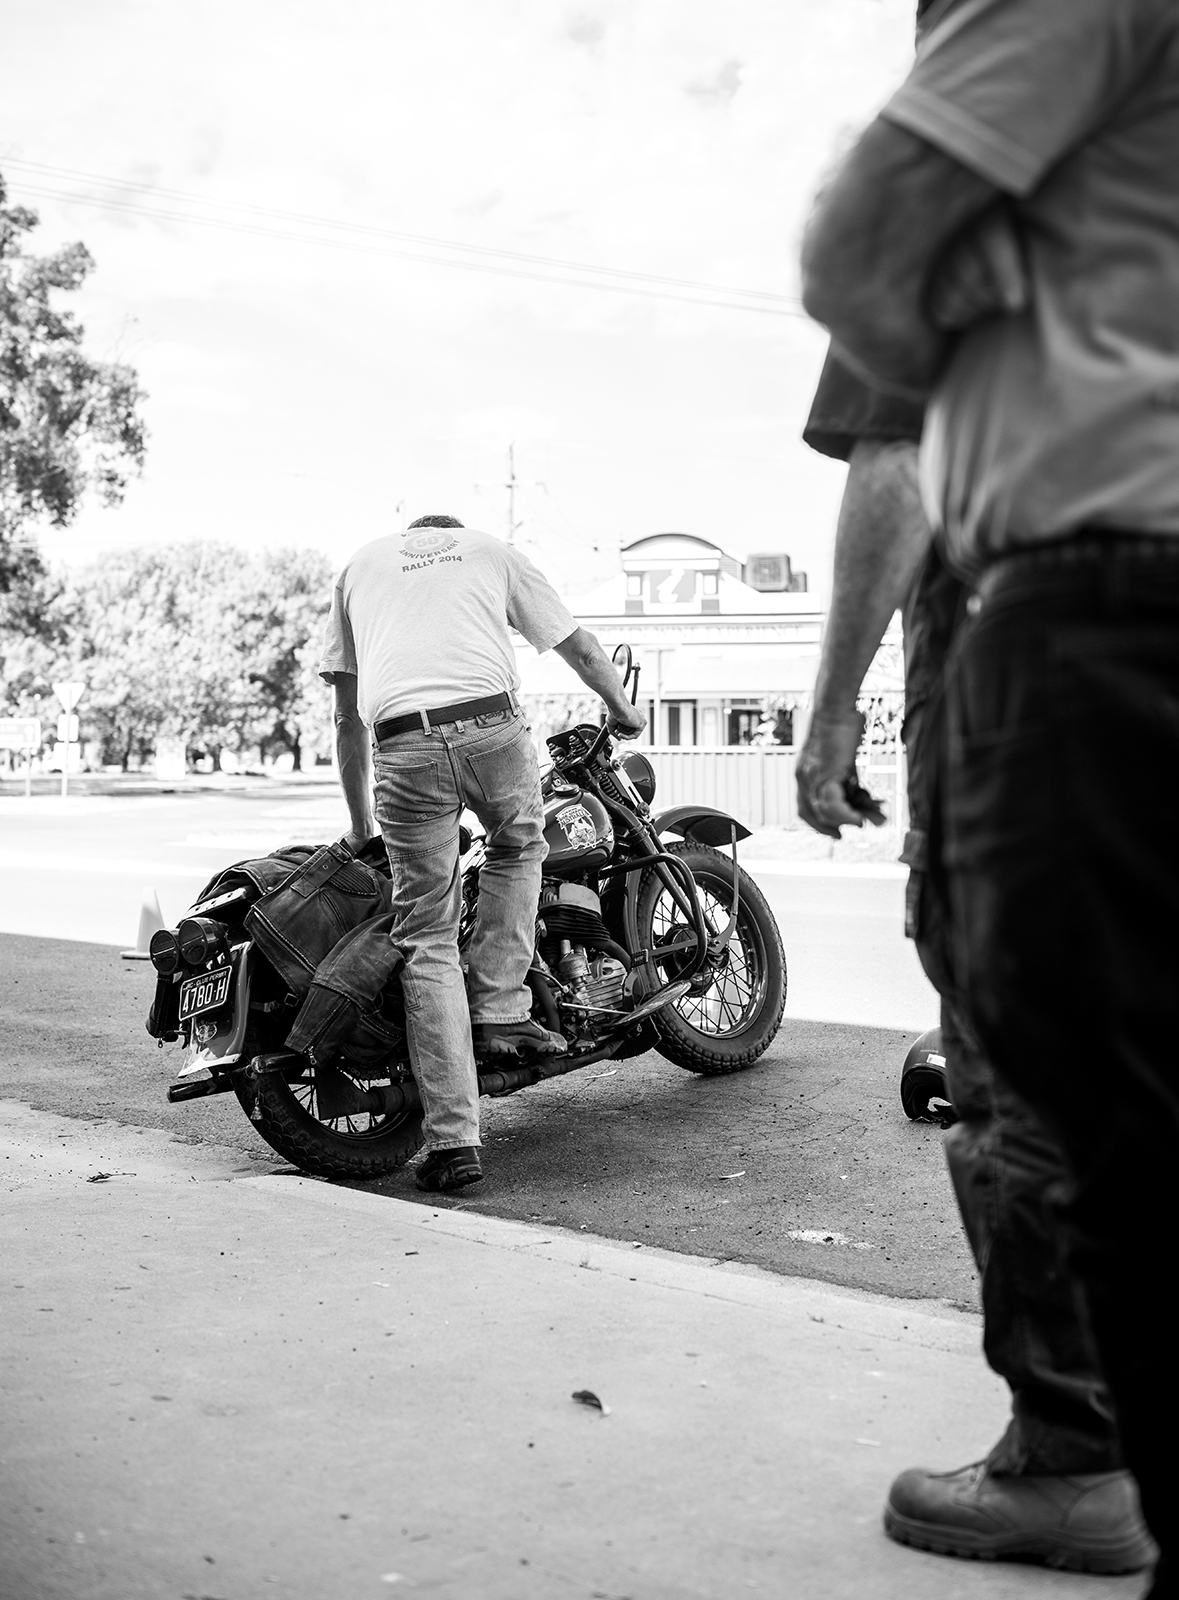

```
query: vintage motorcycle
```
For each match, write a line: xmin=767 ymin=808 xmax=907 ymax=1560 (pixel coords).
xmin=146 ymin=646 xmax=787 ymax=1179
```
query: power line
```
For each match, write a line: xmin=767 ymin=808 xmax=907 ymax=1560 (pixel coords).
xmin=4 ymin=156 xmax=801 ymax=307
xmin=4 ymin=156 xmax=809 ymax=319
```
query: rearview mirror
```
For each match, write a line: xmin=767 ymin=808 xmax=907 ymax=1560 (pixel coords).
xmin=611 ymin=642 xmax=639 ymax=705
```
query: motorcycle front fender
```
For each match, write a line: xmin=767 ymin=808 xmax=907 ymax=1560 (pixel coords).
xmin=649 ymin=804 xmax=752 ymax=848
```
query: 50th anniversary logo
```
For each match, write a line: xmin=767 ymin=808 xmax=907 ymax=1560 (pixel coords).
xmin=400 ymin=530 xmax=462 ymax=572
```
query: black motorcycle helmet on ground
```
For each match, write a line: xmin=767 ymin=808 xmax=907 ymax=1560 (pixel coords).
xmin=900 ymin=1026 xmax=956 ymax=1125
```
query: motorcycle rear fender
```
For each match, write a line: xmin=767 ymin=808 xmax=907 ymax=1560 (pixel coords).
xmin=176 ymin=944 xmax=254 ymax=1078
xmin=650 ymin=805 xmax=752 ymax=848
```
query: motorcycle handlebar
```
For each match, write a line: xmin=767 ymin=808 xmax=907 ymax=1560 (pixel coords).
xmin=585 ymin=721 xmax=612 ymax=764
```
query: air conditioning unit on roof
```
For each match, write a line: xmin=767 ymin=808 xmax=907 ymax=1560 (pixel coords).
xmin=746 ymin=553 xmax=792 ymax=592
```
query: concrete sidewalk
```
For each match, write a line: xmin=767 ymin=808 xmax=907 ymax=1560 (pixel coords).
xmin=0 ymin=1103 xmax=1142 ymax=1600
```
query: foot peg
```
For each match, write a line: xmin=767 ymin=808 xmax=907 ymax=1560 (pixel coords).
xmin=473 ymin=1020 xmax=567 ymax=1059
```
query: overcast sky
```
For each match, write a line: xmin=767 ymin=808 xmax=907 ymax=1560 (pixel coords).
xmin=2 ymin=0 xmax=914 ymax=598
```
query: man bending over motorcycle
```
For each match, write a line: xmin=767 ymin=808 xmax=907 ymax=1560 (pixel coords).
xmin=320 ymin=514 xmax=645 ymax=1194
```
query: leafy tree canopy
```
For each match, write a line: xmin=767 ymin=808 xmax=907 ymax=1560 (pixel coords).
xmin=64 ymin=543 xmax=334 ymax=771
xmin=1 ymin=171 xmax=147 ymax=601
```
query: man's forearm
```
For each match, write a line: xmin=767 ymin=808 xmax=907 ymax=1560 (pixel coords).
xmin=335 ymin=711 xmax=374 ymax=837
xmin=555 ymin=629 xmax=634 ymax=722
xmin=795 ymin=437 xmax=930 ymax=838
xmin=813 ymin=439 xmax=931 ymax=719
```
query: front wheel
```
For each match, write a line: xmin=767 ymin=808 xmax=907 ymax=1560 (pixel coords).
xmin=235 ymin=1057 xmax=424 ymax=1179
xmin=635 ymin=843 xmax=786 ymax=1074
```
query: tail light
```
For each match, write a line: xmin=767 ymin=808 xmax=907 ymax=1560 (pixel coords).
xmin=177 ymin=917 xmax=230 ymax=968
xmin=149 ymin=928 xmax=182 ymax=974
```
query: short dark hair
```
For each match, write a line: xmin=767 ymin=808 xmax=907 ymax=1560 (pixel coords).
xmin=407 ymin=514 xmax=464 ymax=529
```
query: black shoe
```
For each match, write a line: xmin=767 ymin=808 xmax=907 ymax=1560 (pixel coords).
xmin=415 ymin=1146 xmax=483 ymax=1193
xmin=884 ymin=1461 xmax=1155 ymax=1574
xmin=472 ymin=1020 xmax=567 ymax=1058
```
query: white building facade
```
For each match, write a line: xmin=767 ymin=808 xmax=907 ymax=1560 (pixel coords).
xmin=516 ymin=533 xmax=822 ymax=748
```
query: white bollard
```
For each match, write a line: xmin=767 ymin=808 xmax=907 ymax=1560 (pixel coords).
xmin=121 ymin=888 xmax=165 ymax=961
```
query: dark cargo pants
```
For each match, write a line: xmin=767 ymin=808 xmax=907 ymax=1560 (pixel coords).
xmin=905 ymin=545 xmax=1118 ymax=1477
xmin=943 ymin=535 xmax=1179 ymax=1578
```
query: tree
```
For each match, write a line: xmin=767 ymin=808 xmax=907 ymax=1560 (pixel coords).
xmin=236 ymin=548 xmax=335 ymax=771
xmin=1 ymin=172 xmax=146 ymax=603
xmin=70 ymin=545 xmax=246 ymax=768
xmin=67 ymin=543 xmax=335 ymax=771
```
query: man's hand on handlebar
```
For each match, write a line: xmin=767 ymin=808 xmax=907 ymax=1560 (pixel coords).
xmin=555 ymin=626 xmax=647 ymax=742
xmin=607 ymin=703 xmax=647 ymax=740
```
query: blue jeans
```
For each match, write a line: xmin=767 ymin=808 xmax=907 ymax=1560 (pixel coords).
xmin=372 ymin=707 xmax=545 ymax=1151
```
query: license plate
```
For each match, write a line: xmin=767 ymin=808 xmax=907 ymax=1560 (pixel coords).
xmin=179 ymin=966 xmax=233 ymax=1022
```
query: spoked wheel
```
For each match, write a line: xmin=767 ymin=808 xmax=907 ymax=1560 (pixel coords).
xmin=236 ymin=1057 xmax=424 ymax=1179
xmin=635 ymin=843 xmax=786 ymax=1074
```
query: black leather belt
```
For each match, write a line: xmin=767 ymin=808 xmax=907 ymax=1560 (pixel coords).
xmin=373 ymin=692 xmax=514 ymax=743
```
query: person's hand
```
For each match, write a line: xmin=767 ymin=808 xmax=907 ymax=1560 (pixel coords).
xmin=342 ymin=824 xmax=376 ymax=856
xmin=928 ymin=203 xmax=1027 ymax=333
xmin=607 ymin=703 xmax=647 ymax=740
xmin=796 ymin=712 xmax=883 ymax=838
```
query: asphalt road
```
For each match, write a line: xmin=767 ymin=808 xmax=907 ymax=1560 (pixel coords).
xmin=0 ymin=783 xmax=967 ymax=1306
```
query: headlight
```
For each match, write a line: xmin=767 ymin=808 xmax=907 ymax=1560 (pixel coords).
xmin=621 ymin=750 xmax=656 ymax=805
xmin=176 ymin=916 xmax=229 ymax=968
xmin=148 ymin=928 xmax=181 ymax=974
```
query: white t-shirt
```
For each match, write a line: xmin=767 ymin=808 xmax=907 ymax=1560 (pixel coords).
xmin=319 ymin=526 xmax=577 ymax=727
xmin=881 ymin=0 xmax=1179 ymax=572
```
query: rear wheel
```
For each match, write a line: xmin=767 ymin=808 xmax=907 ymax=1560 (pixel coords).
xmin=235 ymin=1058 xmax=424 ymax=1179
xmin=635 ymin=843 xmax=786 ymax=1074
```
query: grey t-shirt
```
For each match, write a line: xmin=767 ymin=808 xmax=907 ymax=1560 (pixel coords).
xmin=319 ymin=527 xmax=577 ymax=726
xmin=882 ymin=0 xmax=1179 ymax=572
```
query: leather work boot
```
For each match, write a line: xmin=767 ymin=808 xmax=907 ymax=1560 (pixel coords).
xmin=415 ymin=1147 xmax=483 ymax=1193
xmin=884 ymin=1461 xmax=1156 ymax=1573
xmin=473 ymin=1020 xmax=567 ymax=1058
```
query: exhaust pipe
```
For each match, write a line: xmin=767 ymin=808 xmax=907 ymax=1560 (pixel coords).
xmin=167 ymin=1076 xmax=234 ymax=1102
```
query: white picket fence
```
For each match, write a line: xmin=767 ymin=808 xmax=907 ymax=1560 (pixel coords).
xmin=644 ymin=747 xmax=799 ymax=830
xmin=643 ymin=742 xmax=909 ymax=835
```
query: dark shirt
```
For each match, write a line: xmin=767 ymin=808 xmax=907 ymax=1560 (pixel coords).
xmin=801 ymin=348 xmax=925 ymax=463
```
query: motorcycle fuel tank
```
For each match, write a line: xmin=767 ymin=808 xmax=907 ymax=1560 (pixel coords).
xmin=542 ymin=789 xmax=613 ymax=873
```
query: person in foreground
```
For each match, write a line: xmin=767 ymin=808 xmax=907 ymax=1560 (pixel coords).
xmin=798 ymin=350 xmax=1153 ymax=1576
xmin=802 ymin=2 xmax=1179 ymax=1592
xmin=321 ymin=515 xmax=644 ymax=1195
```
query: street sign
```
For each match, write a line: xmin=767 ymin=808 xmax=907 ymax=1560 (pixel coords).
xmin=50 ymin=683 xmax=85 ymax=798
xmin=52 ymin=680 xmax=85 ymax=713
xmin=0 ymin=717 xmax=41 ymax=751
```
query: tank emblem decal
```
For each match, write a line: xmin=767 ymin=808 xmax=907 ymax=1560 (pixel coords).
xmin=557 ymin=804 xmax=597 ymax=851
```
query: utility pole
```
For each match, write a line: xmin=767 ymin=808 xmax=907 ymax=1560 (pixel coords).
xmin=475 ymin=443 xmax=544 ymax=546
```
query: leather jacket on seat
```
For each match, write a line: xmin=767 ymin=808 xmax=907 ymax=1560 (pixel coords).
xmin=243 ymin=841 xmax=392 ymax=994
xmin=285 ymin=912 xmax=407 ymax=1071
xmin=161 ymin=841 xmax=407 ymax=1069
